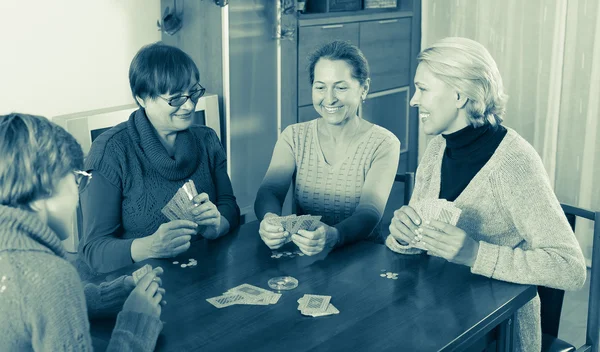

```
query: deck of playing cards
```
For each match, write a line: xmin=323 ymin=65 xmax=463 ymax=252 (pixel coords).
xmin=266 ymin=214 xmax=322 ymax=242
xmin=161 ymin=180 xmax=199 ymax=223
xmin=132 ymin=264 xmax=153 ymax=285
xmin=411 ymin=198 xmax=462 ymax=228
xmin=206 ymin=283 xmax=281 ymax=308
xmin=297 ymin=294 xmax=339 ymax=317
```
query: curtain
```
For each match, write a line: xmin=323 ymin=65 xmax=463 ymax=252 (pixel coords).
xmin=420 ymin=0 xmax=599 ymax=265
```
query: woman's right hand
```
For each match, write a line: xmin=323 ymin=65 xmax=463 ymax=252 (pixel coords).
xmin=389 ymin=205 xmax=422 ymax=246
xmin=259 ymin=213 xmax=290 ymax=249
xmin=122 ymin=268 xmax=165 ymax=318
xmin=146 ymin=220 xmax=198 ymax=258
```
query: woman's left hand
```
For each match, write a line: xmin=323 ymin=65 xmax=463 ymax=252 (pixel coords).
xmin=414 ymin=220 xmax=479 ymax=267
xmin=291 ymin=223 xmax=338 ymax=256
xmin=190 ymin=193 xmax=221 ymax=237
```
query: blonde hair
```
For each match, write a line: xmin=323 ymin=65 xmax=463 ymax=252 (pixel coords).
xmin=417 ymin=37 xmax=508 ymax=127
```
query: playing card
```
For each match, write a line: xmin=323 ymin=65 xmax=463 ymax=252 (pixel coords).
xmin=299 ymin=294 xmax=331 ymax=314
xmin=161 ymin=204 xmax=181 ymax=222
xmin=132 ymin=264 xmax=152 ymax=285
xmin=206 ymin=294 xmax=248 ymax=308
xmin=225 ymin=284 xmax=281 ymax=305
xmin=305 ymin=303 xmax=340 ymax=317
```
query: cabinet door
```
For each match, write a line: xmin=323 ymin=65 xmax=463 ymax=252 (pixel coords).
xmin=361 ymin=88 xmax=410 ymax=156
xmin=360 ymin=18 xmax=411 ymax=93
xmin=298 ymin=23 xmax=359 ymax=107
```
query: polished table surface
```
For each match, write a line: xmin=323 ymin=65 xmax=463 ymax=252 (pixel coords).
xmin=89 ymin=221 xmax=536 ymax=352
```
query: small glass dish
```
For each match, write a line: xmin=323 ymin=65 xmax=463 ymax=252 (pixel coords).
xmin=268 ymin=276 xmax=299 ymax=291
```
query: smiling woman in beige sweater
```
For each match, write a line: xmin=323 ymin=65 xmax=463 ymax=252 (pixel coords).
xmin=386 ymin=37 xmax=586 ymax=352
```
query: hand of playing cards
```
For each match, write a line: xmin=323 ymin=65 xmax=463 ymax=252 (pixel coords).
xmin=297 ymin=294 xmax=339 ymax=317
xmin=259 ymin=214 xmax=322 ymax=250
xmin=161 ymin=180 xmax=200 ymax=224
xmin=206 ymin=283 xmax=282 ymax=308
xmin=122 ymin=264 xmax=166 ymax=318
xmin=387 ymin=199 xmax=462 ymax=253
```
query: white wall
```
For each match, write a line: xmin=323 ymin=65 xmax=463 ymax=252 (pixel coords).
xmin=0 ymin=1 xmax=161 ymax=117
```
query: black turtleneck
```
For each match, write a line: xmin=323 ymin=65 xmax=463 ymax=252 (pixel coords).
xmin=440 ymin=123 xmax=507 ymax=201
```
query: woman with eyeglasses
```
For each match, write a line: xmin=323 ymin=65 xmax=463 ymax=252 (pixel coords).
xmin=0 ymin=113 xmax=164 ymax=351
xmin=76 ymin=42 xmax=240 ymax=277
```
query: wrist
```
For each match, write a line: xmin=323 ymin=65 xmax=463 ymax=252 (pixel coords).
xmin=325 ymin=226 xmax=340 ymax=248
xmin=467 ymin=241 xmax=480 ymax=267
xmin=131 ymin=236 xmax=152 ymax=262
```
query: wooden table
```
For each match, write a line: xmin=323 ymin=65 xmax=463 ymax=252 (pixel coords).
xmin=89 ymin=221 xmax=536 ymax=352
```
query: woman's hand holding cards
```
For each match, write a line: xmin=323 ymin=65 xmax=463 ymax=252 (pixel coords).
xmin=416 ymin=220 xmax=479 ymax=267
xmin=389 ymin=205 xmax=422 ymax=246
xmin=122 ymin=266 xmax=166 ymax=318
xmin=190 ymin=193 xmax=222 ymax=239
xmin=259 ymin=213 xmax=290 ymax=249
xmin=292 ymin=223 xmax=338 ymax=256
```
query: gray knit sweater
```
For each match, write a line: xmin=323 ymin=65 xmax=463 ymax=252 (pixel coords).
xmin=386 ymin=127 xmax=587 ymax=351
xmin=0 ymin=205 xmax=163 ymax=351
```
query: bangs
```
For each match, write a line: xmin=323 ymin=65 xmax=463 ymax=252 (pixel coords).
xmin=152 ymin=53 xmax=200 ymax=96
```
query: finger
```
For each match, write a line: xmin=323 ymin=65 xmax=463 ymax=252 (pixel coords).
xmin=261 ymin=221 xmax=284 ymax=233
xmin=169 ymin=228 xmax=198 ymax=238
xmin=157 ymin=287 xmax=166 ymax=296
xmin=152 ymin=267 xmax=164 ymax=276
xmin=152 ymin=293 xmax=163 ymax=306
xmin=160 ymin=300 xmax=168 ymax=306
xmin=151 ymin=276 xmax=163 ymax=286
xmin=264 ymin=238 xmax=287 ymax=249
xmin=427 ymin=220 xmax=458 ymax=235
xmin=146 ymin=281 xmax=160 ymax=296
xmin=418 ymin=227 xmax=453 ymax=246
xmin=420 ymin=238 xmax=450 ymax=258
xmin=389 ymin=218 xmax=415 ymax=244
xmin=399 ymin=206 xmax=422 ymax=226
xmin=195 ymin=217 xmax=220 ymax=226
xmin=296 ymin=242 xmax=322 ymax=256
xmin=192 ymin=193 xmax=210 ymax=206
xmin=297 ymin=229 xmax=325 ymax=241
xmin=395 ymin=209 xmax=420 ymax=236
xmin=169 ymin=235 xmax=192 ymax=248
xmin=291 ymin=234 xmax=320 ymax=248
xmin=259 ymin=229 xmax=287 ymax=241
xmin=171 ymin=241 xmax=191 ymax=256
xmin=136 ymin=270 xmax=157 ymax=291
xmin=167 ymin=220 xmax=199 ymax=230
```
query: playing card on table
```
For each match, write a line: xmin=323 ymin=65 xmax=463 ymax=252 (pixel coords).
xmin=297 ymin=295 xmax=338 ymax=317
xmin=299 ymin=294 xmax=331 ymax=314
xmin=132 ymin=264 xmax=153 ymax=285
xmin=206 ymin=293 xmax=249 ymax=308
xmin=225 ymin=283 xmax=281 ymax=305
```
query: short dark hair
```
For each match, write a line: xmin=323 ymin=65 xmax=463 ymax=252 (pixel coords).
xmin=129 ymin=42 xmax=200 ymax=105
xmin=0 ymin=113 xmax=84 ymax=207
xmin=307 ymin=40 xmax=370 ymax=86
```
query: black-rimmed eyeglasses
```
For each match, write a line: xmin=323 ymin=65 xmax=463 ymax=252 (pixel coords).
xmin=159 ymin=84 xmax=206 ymax=107
xmin=74 ymin=170 xmax=92 ymax=193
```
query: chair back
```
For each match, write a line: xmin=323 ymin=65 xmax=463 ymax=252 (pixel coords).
xmin=394 ymin=172 xmax=415 ymax=206
xmin=539 ymin=204 xmax=599 ymax=352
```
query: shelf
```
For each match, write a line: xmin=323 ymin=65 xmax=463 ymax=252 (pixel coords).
xmin=298 ymin=9 xmax=413 ymax=27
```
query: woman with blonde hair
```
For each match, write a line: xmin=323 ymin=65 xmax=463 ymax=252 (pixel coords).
xmin=387 ymin=37 xmax=586 ymax=351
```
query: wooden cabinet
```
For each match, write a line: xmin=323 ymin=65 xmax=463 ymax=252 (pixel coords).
xmin=360 ymin=18 xmax=412 ymax=92
xmin=297 ymin=23 xmax=359 ymax=106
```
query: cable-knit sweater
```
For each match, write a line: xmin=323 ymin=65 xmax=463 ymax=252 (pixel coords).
xmin=255 ymin=119 xmax=400 ymax=245
xmin=386 ymin=127 xmax=587 ymax=352
xmin=77 ymin=108 xmax=240 ymax=275
xmin=0 ymin=205 xmax=162 ymax=351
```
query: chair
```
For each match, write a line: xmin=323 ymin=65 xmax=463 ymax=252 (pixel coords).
xmin=394 ymin=172 xmax=415 ymax=206
xmin=540 ymin=204 xmax=600 ymax=352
